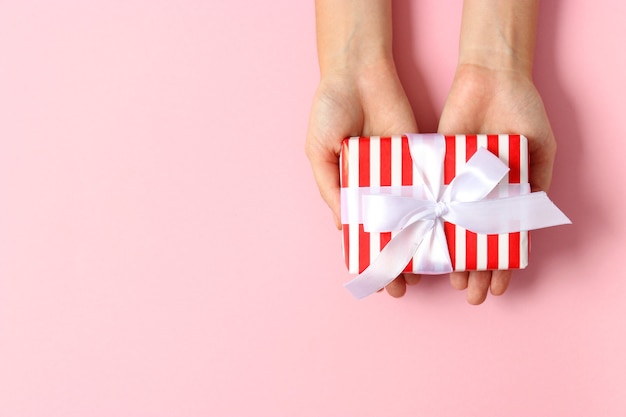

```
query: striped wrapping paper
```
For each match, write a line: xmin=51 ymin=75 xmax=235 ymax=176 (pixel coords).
xmin=340 ymin=134 xmax=530 ymax=275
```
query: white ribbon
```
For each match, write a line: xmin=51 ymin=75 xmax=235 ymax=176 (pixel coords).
xmin=343 ymin=134 xmax=571 ymax=299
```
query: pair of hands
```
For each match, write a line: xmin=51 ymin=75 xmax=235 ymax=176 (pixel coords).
xmin=305 ymin=60 xmax=556 ymax=305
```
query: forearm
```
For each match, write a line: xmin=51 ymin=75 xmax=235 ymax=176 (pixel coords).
xmin=315 ymin=0 xmax=395 ymax=76
xmin=458 ymin=0 xmax=539 ymax=77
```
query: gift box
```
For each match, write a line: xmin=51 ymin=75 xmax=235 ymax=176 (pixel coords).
xmin=340 ymin=134 xmax=570 ymax=299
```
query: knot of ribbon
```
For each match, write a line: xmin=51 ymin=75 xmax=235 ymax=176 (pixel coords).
xmin=434 ymin=201 xmax=448 ymax=218
xmin=343 ymin=134 xmax=571 ymax=299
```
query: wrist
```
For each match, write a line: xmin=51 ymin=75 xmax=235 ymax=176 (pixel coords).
xmin=315 ymin=0 xmax=394 ymax=77
xmin=457 ymin=0 xmax=538 ymax=78
xmin=320 ymin=54 xmax=398 ymax=87
xmin=457 ymin=50 xmax=533 ymax=80
xmin=452 ymin=61 xmax=535 ymax=94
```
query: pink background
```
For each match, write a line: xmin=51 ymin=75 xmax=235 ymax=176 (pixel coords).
xmin=1 ymin=1 xmax=624 ymax=416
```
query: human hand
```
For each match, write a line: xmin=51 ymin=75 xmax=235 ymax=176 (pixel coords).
xmin=438 ymin=63 xmax=556 ymax=304
xmin=307 ymin=0 xmax=424 ymax=298
xmin=435 ymin=0 xmax=552 ymax=305
xmin=305 ymin=61 xmax=422 ymax=298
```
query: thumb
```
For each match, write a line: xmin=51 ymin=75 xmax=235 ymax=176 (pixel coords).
xmin=306 ymin=142 xmax=342 ymax=229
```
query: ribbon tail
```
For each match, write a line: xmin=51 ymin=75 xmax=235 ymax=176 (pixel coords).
xmin=446 ymin=191 xmax=572 ymax=234
xmin=413 ymin=220 xmax=454 ymax=274
xmin=344 ymin=220 xmax=435 ymax=300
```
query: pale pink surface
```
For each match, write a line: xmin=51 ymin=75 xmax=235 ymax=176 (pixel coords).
xmin=0 ymin=1 xmax=624 ymax=416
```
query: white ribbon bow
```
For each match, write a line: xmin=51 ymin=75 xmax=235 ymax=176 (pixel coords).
xmin=344 ymin=134 xmax=571 ymax=299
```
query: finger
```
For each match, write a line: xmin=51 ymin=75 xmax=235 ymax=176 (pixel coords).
xmin=385 ymin=276 xmax=407 ymax=298
xmin=490 ymin=270 xmax=512 ymax=296
xmin=450 ymin=271 xmax=469 ymax=290
xmin=403 ymin=273 xmax=421 ymax=286
xmin=466 ymin=271 xmax=492 ymax=305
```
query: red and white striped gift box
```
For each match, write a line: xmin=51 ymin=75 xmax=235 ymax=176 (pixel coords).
xmin=340 ymin=134 xmax=530 ymax=274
